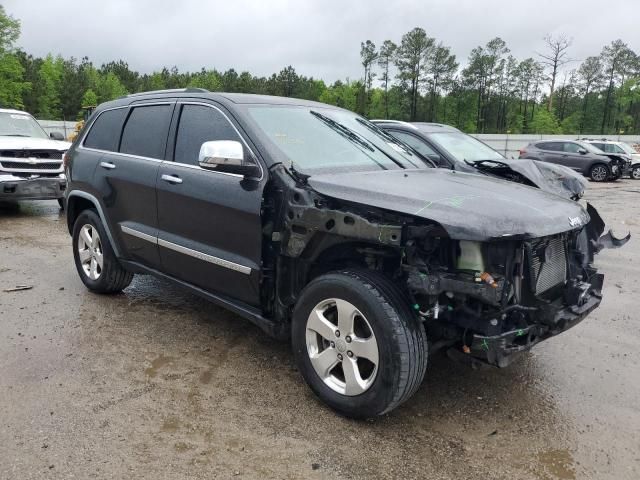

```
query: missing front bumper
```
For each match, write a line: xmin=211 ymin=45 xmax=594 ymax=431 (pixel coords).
xmin=460 ymin=284 xmax=602 ymax=368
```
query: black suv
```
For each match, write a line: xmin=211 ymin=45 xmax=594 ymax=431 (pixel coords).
xmin=519 ymin=140 xmax=627 ymax=182
xmin=64 ymin=89 xmax=626 ymax=418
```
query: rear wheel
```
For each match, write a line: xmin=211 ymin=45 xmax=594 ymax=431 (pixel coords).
xmin=631 ymin=166 xmax=640 ymax=180
xmin=72 ymin=209 xmax=133 ymax=293
xmin=292 ymin=270 xmax=428 ymax=418
xmin=590 ymin=164 xmax=609 ymax=182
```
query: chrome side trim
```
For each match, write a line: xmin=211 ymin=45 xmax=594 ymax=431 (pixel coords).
xmin=119 ymin=224 xmax=252 ymax=275
xmin=121 ymin=225 xmax=157 ymax=244
xmin=157 ymin=238 xmax=252 ymax=275
xmin=66 ymin=190 xmax=121 ymax=257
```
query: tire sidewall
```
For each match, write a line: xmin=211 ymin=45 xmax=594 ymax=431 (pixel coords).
xmin=72 ymin=209 xmax=116 ymax=291
xmin=292 ymin=273 xmax=409 ymax=417
xmin=632 ymin=166 xmax=640 ymax=180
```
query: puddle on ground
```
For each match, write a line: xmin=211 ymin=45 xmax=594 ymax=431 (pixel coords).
xmin=145 ymin=355 xmax=175 ymax=378
xmin=536 ymin=449 xmax=576 ymax=479
xmin=199 ymin=369 xmax=213 ymax=384
xmin=161 ymin=416 xmax=181 ymax=433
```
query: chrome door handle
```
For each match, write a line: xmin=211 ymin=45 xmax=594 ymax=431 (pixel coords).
xmin=161 ymin=174 xmax=183 ymax=184
xmin=100 ymin=161 xmax=116 ymax=170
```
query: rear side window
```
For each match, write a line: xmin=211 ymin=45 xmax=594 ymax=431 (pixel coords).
xmin=174 ymin=104 xmax=243 ymax=166
xmin=83 ymin=108 xmax=127 ymax=151
xmin=120 ymin=104 xmax=173 ymax=159
xmin=591 ymin=143 xmax=605 ymax=151
xmin=537 ymin=142 xmax=561 ymax=151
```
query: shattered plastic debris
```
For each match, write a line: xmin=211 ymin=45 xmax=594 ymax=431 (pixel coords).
xmin=3 ymin=285 xmax=33 ymax=292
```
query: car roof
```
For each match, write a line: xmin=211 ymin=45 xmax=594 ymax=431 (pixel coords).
xmin=371 ymin=120 xmax=461 ymax=133
xmin=95 ymin=88 xmax=339 ymax=112
xmin=0 ymin=108 xmax=31 ymax=115
xmin=580 ymin=138 xmax=622 ymax=144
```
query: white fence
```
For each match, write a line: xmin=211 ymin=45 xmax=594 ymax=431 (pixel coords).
xmin=35 ymin=119 xmax=640 ymax=157
xmin=473 ymin=134 xmax=640 ymax=159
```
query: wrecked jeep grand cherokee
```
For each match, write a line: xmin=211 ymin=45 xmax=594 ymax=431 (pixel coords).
xmin=64 ymin=89 xmax=629 ymax=418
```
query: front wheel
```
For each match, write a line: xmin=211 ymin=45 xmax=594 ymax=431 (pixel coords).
xmin=590 ymin=164 xmax=609 ymax=182
xmin=72 ymin=209 xmax=133 ymax=293
xmin=292 ymin=270 xmax=428 ymax=418
xmin=631 ymin=166 xmax=640 ymax=180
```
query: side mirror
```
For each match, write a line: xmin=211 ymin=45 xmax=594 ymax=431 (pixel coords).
xmin=198 ymin=140 xmax=260 ymax=178
xmin=50 ymin=131 xmax=65 ymax=141
xmin=578 ymin=148 xmax=588 ymax=155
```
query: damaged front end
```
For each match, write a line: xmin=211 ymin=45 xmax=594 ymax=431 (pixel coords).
xmin=404 ymin=203 xmax=629 ymax=368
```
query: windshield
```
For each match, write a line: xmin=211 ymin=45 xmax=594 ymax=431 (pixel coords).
xmin=426 ymin=132 xmax=504 ymax=163
xmin=246 ymin=106 xmax=426 ymax=175
xmin=617 ymin=142 xmax=639 ymax=155
xmin=0 ymin=112 xmax=49 ymax=139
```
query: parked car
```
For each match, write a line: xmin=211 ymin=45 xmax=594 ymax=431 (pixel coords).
xmin=518 ymin=139 xmax=628 ymax=182
xmin=581 ymin=138 xmax=640 ymax=180
xmin=0 ymin=108 xmax=69 ymax=208
xmin=372 ymin=121 xmax=587 ymax=200
xmin=64 ymin=89 xmax=628 ymax=418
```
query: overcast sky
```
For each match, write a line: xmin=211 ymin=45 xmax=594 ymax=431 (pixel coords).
xmin=4 ymin=0 xmax=639 ymax=82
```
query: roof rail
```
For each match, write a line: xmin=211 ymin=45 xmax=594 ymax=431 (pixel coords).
xmin=370 ymin=119 xmax=418 ymax=130
xmin=125 ymin=87 xmax=209 ymax=98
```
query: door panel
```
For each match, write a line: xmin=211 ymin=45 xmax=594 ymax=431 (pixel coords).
xmin=156 ymin=103 xmax=264 ymax=306
xmin=93 ymin=102 xmax=175 ymax=268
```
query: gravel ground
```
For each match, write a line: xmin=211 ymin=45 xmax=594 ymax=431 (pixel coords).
xmin=1 ymin=180 xmax=639 ymax=480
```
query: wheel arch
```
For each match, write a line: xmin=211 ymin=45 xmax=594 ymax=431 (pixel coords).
xmin=66 ymin=190 xmax=121 ymax=257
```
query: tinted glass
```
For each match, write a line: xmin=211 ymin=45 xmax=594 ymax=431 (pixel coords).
xmin=537 ymin=142 xmax=561 ymax=151
xmin=563 ymin=142 xmax=582 ymax=153
xmin=84 ymin=108 xmax=127 ymax=151
xmin=120 ymin=105 xmax=173 ymax=159
xmin=388 ymin=131 xmax=438 ymax=157
xmin=174 ymin=105 xmax=242 ymax=166
xmin=591 ymin=143 xmax=605 ymax=151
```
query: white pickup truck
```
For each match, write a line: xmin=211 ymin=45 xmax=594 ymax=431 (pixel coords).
xmin=0 ymin=109 xmax=70 ymax=208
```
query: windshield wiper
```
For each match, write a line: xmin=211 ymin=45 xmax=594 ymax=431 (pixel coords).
xmin=1 ymin=134 xmax=30 ymax=137
xmin=310 ymin=110 xmax=376 ymax=153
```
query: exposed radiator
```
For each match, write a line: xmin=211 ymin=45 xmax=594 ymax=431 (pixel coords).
xmin=527 ymin=237 xmax=567 ymax=295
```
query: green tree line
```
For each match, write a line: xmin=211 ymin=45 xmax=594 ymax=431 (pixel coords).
xmin=1 ymin=5 xmax=639 ymax=134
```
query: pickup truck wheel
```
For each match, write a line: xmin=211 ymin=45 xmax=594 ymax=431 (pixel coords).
xmin=631 ymin=166 xmax=640 ymax=180
xmin=72 ymin=209 xmax=133 ymax=293
xmin=590 ymin=164 xmax=609 ymax=182
xmin=292 ymin=270 xmax=428 ymax=418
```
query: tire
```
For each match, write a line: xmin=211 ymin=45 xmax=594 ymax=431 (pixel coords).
xmin=589 ymin=163 xmax=609 ymax=182
xmin=631 ymin=166 xmax=640 ymax=180
xmin=72 ymin=209 xmax=133 ymax=293
xmin=292 ymin=269 xmax=428 ymax=418
xmin=57 ymin=197 xmax=65 ymax=210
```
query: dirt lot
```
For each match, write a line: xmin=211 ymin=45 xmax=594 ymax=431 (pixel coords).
xmin=1 ymin=180 xmax=639 ymax=480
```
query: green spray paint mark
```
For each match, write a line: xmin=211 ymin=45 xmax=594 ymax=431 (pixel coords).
xmin=516 ymin=329 xmax=526 ymax=337
xmin=414 ymin=201 xmax=433 ymax=215
xmin=482 ymin=339 xmax=489 ymax=351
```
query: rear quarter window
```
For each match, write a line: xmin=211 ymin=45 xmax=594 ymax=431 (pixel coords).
xmin=120 ymin=104 xmax=173 ymax=159
xmin=536 ymin=142 xmax=561 ymax=151
xmin=83 ymin=108 xmax=127 ymax=151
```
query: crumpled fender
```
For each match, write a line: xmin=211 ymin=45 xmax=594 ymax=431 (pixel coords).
xmin=582 ymin=203 xmax=630 ymax=264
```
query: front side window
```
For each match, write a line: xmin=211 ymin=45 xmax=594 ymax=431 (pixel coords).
xmin=174 ymin=105 xmax=243 ymax=166
xmin=83 ymin=108 xmax=127 ymax=151
xmin=563 ymin=142 xmax=582 ymax=153
xmin=0 ymin=112 xmax=49 ymax=139
xmin=120 ymin=104 xmax=173 ymax=159
xmin=388 ymin=130 xmax=438 ymax=158
xmin=245 ymin=106 xmax=423 ymax=175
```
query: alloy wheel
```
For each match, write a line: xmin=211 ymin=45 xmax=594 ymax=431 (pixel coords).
xmin=591 ymin=165 xmax=608 ymax=182
xmin=632 ymin=167 xmax=640 ymax=180
xmin=305 ymin=298 xmax=379 ymax=396
xmin=78 ymin=224 xmax=103 ymax=280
